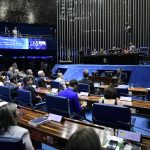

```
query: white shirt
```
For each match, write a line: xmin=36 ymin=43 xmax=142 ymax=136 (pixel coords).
xmin=55 ymin=77 xmax=66 ymax=90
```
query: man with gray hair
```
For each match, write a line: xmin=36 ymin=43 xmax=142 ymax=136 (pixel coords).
xmin=55 ymin=72 xmax=66 ymax=90
xmin=37 ymin=70 xmax=47 ymax=88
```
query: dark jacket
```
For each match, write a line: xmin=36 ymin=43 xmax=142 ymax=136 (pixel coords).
xmin=78 ymin=78 xmax=95 ymax=94
xmin=23 ymin=85 xmax=41 ymax=105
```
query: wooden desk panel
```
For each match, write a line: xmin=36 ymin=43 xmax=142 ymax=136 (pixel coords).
xmin=79 ymin=95 xmax=150 ymax=110
xmin=18 ymin=107 xmax=150 ymax=149
xmin=18 ymin=107 xmax=106 ymax=149
xmin=128 ymin=87 xmax=148 ymax=93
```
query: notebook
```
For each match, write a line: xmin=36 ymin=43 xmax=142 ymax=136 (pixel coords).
xmin=28 ymin=116 xmax=48 ymax=127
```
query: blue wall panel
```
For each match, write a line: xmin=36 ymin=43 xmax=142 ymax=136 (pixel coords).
xmin=52 ymin=64 xmax=150 ymax=88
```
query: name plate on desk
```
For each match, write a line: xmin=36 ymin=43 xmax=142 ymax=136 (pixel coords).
xmin=118 ymin=130 xmax=141 ymax=142
xmin=79 ymin=92 xmax=89 ymax=96
xmin=48 ymin=113 xmax=63 ymax=123
xmin=120 ymin=96 xmax=132 ymax=102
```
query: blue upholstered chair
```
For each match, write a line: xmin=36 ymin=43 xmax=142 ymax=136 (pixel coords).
xmin=0 ymin=86 xmax=13 ymax=102
xmin=78 ymin=83 xmax=90 ymax=93
xmin=17 ymin=89 xmax=46 ymax=110
xmin=46 ymin=94 xmax=85 ymax=120
xmin=92 ymin=103 xmax=131 ymax=130
xmin=145 ymin=90 xmax=150 ymax=101
xmin=116 ymin=88 xmax=128 ymax=97
xmin=0 ymin=137 xmax=25 ymax=150
xmin=46 ymin=94 xmax=70 ymax=117
xmin=50 ymin=81 xmax=61 ymax=91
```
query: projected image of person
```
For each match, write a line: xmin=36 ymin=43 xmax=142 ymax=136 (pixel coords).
xmin=12 ymin=27 xmax=18 ymax=37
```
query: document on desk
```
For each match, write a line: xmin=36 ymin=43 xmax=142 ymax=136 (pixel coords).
xmin=120 ymin=96 xmax=132 ymax=102
xmin=117 ymin=85 xmax=129 ymax=88
xmin=79 ymin=92 xmax=89 ymax=96
xmin=94 ymin=82 xmax=101 ymax=88
xmin=51 ymin=88 xmax=58 ymax=93
xmin=28 ymin=116 xmax=48 ymax=127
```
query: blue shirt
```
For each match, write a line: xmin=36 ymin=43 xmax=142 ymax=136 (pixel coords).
xmin=58 ymin=88 xmax=82 ymax=113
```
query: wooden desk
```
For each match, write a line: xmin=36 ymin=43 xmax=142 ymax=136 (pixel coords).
xmin=89 ymin=76 xmax=114 ymax=84
xmin=79 ymin=95 xmax=150 ymax=111
xmin=18 ymin=107 xmax=107 ymax=150
xmin=18 ymin=107 xmax=150 ymax=150
xmin=36 ymin=87 xmax=51 ymax=97
xmin=128 ymin=87 xmax=148 ymax=93
xmin=128 ymin=87 xmax=148 ymax=97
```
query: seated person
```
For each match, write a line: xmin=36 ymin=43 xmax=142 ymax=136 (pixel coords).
xmin=0 ymin=102 xmax=34 ymax=150
xmin=114 ymin=68 xmax=127 ymax=85
xmin=23 ymin=76 xmax=42 ymax=105
xmin=0 ymin=76 xmax=4 ymax=86
xmin=78 ymin=70 xmax=95 ymax=94
xmin=36 ymin=70 xmax=47 ymax=88
xmin=104 ymin=85 xmax=117 ymax=105
xmin=58 ymin=79 xmax=82 ymax=114
xmin=66 ymin=128 xmax=101 ymax=150
xmin=104 ymin=86 xmax=117 ymax=100
xmin=54 ymin=72 xmax=66 ymax=90
xmin=128 ymin=42 xmax=136 ymax=53
xmin=26 ymin=69 xmax=34 ymax=77
xmin=5 ymin=75 xmax=19 ymax=99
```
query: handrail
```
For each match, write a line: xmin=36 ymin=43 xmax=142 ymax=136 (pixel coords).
xmin=0 ymin=32 xmax=55 ymax=39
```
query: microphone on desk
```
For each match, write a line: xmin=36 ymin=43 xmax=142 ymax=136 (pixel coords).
xmin=114 ymin=100 xmax=118 ymax=105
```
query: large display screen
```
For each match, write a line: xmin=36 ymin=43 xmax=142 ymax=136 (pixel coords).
xmin=0 ymin=0 xmax=57 ymax=25
xmin=0 ymin=36 xmax=29 ymax=49
xmin=0 ymin=36 xmax=47 ymax=50
xmin=29 ymin=39 xmax=47 ymax=50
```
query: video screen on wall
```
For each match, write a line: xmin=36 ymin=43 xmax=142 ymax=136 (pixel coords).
xmin=0 ymin=36 xmax=47 ymax=50
xmin=29 ymin=39 xmax=47 ymax=50
xmin=0 ymin=0 xmax=57 ymax=25
xmin=0 ymin=36 xmax=29 ymax=49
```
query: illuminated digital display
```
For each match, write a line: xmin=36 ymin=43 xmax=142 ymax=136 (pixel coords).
xmin=29 ymin=39 xmax=47 ymax=50
xmin=0 ymin=36 xmax=29 ymax=49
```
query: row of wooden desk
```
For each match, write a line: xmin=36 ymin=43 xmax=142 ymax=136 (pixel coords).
xmin=16 ymin=87 xmax=150 ymax=149
xmin=35 ymin=87 xmax=150 ymax=111
xmin=18 ymin=106 xmax=150 ymax=150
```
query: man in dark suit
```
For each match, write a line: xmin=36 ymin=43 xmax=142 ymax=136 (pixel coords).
xmin=78 ymin=70 xmax=95 ymax=94
xmin=23 ymin=76 xmax=42 ymax=105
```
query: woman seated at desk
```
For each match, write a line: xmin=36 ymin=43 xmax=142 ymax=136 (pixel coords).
xmin=0 ymin=102 xmax=34 ymax=150
xmin=66 ymin=128 xmax=102 ymax=150
xmin=103 ymin=85 xmax=118 ymax=105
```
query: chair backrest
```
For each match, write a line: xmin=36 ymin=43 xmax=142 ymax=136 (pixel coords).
xmin=78 ymin=83 xmax=90 ymax=93
xmin=46 ymin=94 xmax=70 ymax=117
xmin=50 ymin=81 xmax=61 ymax=90
xmin=146 ymin=90 xmax=150 ymax=101
xmin=0 ymin=137 xmax=25 ymax=150
xmin=17 ymin=89 xmax=33 ymax=108
xmin=116 ymin=88 xmax=128 ymax=97
xmin=0 ymin=86 xmax=12 ymax=102
xmin=92 ymin=103 xmax=131 ymax=130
